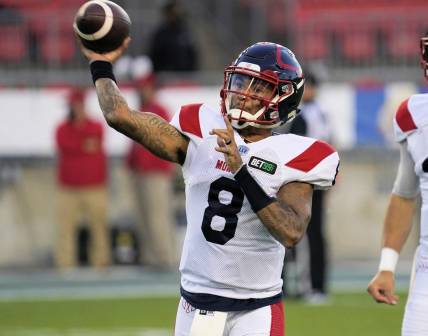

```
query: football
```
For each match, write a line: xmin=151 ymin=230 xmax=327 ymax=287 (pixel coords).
xmin=73 ymin=0 xmax=131 ymax=53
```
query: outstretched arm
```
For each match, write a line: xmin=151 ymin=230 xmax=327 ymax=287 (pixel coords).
xmin=79 ymin=38 xmax=189 ymax=165
xmin=95 ymin=78 xmax=188 ymax=164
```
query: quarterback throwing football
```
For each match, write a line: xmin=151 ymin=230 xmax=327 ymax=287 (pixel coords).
xmin=80 ymin=38 xmax=339 ymax=335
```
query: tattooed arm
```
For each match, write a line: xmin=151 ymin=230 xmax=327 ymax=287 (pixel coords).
xmin=257 ymin=181 xmax=313 ymax=248
xmin=95 ymin=79 xmax=189 ymax=164
xmin=79 ymin=37 xmax=189 ymax=165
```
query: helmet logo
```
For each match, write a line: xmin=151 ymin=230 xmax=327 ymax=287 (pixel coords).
xmin=281 ymin=83 xmax=293 ymax=95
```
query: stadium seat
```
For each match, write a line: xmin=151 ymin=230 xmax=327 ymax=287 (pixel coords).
xmin=40 ymin=32 xmax=76 ymax=64
xmin=18 ymin=3 xmax=78 ymax=64
xmin=386 ymin=27 xmax=421 ymax=59
xmin=296 ymin=32 xmax=329 ymax=60
xmin=265 ymin=0 xmax=287 ymax=33
xmin=0 ymin=25 xmax=27 ymax=62
xmin=341 ymin=30 xmax=375 ymax=62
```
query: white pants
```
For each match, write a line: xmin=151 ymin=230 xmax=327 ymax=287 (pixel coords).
xmin=174 ymin=297 xmax=284 ymax=336
xmin=402 ymin=247 xmax=428 ymax=336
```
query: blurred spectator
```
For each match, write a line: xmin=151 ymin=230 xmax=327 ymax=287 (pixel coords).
xmin=126 ymin=74 xmax=177 ymax=269
xmin=148 ymin=0 xmax=199 ymax=72
xmin=285 ymin=71 xmax=333 ymax=304
xmin=55 ymin=88 xmax=110 ymax=270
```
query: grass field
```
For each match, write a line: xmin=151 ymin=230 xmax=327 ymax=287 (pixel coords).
xmin=0 ymin=292 xmax=406 ymax=336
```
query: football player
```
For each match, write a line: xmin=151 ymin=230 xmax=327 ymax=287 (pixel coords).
xmin=80 ymin=39 xmax=339 ymax=335
xmin=367 ymin=33 xmax=428 ymax=335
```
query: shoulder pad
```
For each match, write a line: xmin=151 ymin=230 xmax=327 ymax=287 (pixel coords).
xmin=283 ymin=137 xmax=339 ymax=189
xmin=170 ymin=103 xmax=224 ymax=142
xmin=393 ymin=98 xmax=416 ymax=142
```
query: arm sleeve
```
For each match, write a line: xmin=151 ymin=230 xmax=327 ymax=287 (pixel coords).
xmin=392 ymin=140 xmax=419 ymax=198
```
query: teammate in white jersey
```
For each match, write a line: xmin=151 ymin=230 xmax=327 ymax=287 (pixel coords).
xmin=79 ymin=39 xmax=339 ymax=335
xmin=367 ymin=34 xmax=428 ymax=335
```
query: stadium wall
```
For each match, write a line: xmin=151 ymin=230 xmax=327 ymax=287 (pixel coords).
xmin=1 ymin=82 xmax=426 ymax=155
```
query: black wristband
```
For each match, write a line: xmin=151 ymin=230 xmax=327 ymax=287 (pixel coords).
xmin=89 ymin=60 xmax=117 ymax=84
xmin=234 ymin=164 xmax=276 ymax=213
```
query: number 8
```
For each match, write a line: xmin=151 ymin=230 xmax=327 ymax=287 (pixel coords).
xmin=201 ymin=177 xmax=245 ymax=245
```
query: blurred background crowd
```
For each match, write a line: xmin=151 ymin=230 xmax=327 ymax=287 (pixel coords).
xmin=0 ymin=0 xmax=426 ymax=83
xmin=0 ymin=0 xmax=425 ymax=301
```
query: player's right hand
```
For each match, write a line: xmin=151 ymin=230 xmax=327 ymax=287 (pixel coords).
xmin=367 ymin=271 xmax=399 ymax=305
xmin=209 ymin=116 xmax=243 ymax=173
xmin=78 ymin=37 xmax=131 ymax=64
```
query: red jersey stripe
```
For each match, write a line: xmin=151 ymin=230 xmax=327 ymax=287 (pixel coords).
xmin=179 ymin=103 xmax=203 ymax=138
xmin=395 ymin=99 xmax=417 ymax=132
xmin=270 ymin=301 xmax=284 ymax=336
xmin=285 ymin=140 xmax=335 ymax=173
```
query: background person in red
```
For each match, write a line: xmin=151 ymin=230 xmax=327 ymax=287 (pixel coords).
xmin=126 ymin=74 xmax=177 ymax=270
xmin=55 ymin=88 xmax=110 ymax=270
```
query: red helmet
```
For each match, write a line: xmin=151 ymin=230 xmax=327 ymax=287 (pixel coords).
xmin=421 ymin=35 xmax=428 ymax=80
xmin=220 ymin=42 xmax=305 ymax=129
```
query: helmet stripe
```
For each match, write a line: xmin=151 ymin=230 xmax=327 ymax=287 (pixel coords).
xmin=275 ymin=47 xmax=299 ymax=71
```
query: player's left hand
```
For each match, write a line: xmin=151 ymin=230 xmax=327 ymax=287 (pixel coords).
xmin=367 ymin=271 xmax=399 ymax=305
xmin=210 ymin=116 xmax=243 ymax=173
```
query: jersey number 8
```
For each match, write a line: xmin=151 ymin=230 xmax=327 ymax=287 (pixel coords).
xmin=202 ymin=177 xmax=244 ymax=245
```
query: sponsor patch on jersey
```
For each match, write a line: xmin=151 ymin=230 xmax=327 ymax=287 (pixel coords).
xmin=238 ymin=145 xmax=250 ymax=155
xmin=248 ymin=156 xmax=277 ymax=175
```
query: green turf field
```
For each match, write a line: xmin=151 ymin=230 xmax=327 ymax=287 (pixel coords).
xmin=0 ymin=292 xmax=406 ymax=336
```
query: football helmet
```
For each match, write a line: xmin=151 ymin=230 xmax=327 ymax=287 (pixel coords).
xmin=420 ymin=34 xmax=428 ymax=79
xmin=221 ymin=42 xmax=305 ymax=129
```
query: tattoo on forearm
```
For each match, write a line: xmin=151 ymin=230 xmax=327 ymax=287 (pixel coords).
xmin=258 ymin=196 xmax=310 ymax=247
xmin=127 ymin=112 xmax=187 ymax=162
xmin=95 ymin=79 xmax=188 ymax=164
xmin=96 ymin=79 xmax=124 ymax=119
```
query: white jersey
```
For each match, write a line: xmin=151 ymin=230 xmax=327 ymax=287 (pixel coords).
xmin=393 ymin=94 xmax=428 ymax=255
xmin=170 ymin=103 xmax=340 ymax=299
